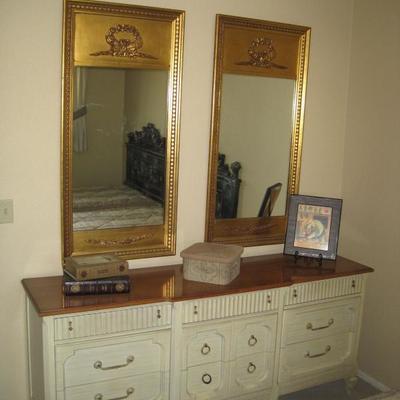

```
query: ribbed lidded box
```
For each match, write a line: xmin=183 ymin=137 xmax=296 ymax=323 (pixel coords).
xmin=181 ymin=242 xmax=244 ymax=285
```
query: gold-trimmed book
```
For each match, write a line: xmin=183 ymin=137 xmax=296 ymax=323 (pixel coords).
xmin=63 ymin=274 xmax=131 ymax=296
xmin=64 ymin=254 xmax=129 ymax=281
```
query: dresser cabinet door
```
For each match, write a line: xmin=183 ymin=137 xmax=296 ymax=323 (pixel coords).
xmin=232 ymin=314 xmax=277 ymax=358
xmin=181 ymin=362 xmax=228 ymax=400
xmin=182 ymin=321 xmax=231 ymax=369
xmin=230 ymin=352 xmax=274 ymax=396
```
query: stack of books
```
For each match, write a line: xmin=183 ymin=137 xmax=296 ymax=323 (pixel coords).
xmin=63 ymin=254 xmax=131 ymax=296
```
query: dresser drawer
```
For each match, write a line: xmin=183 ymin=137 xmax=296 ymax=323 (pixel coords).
xmin=285 ymin=275 xmax=364 ymax=306
xmin=279 ymin=333 xmax=354 ymax=383
xmin=230 ymin=352 xmax=274 ymax=395
xmin=182 ymin=321 xmax=231 ymax=368
xmin=56 ymin=331 xmax=170 ymax=388
xmin=182 ymin=289 xmax=279 ymax=324
xmin=233 ymin=314 xmax=277 ymax=358
xmin=54 ymin=303 xmax=172 ymax=340
xmin=181 ymin=362 xmax=228 ymax=399
xmin=64 ymin=371 xmax=168 ymax=400
xmin=282 ymin=297 xmax=360 ymax=345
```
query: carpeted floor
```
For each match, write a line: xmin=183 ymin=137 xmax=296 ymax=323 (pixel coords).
xmin=280 ymin=378 xmax=383 ymax=400
xmin=364 ymin=392 xmax=400 ymax=400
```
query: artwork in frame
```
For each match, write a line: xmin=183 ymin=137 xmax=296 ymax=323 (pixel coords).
xmin=284 ymin=195 xmax=343 ymax=260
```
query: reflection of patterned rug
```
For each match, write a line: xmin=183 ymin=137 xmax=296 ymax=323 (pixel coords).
xmin=365 ymin=392 xmax=400 ymax=400
xmin=73 ymin=186 xmax=163 ymax=230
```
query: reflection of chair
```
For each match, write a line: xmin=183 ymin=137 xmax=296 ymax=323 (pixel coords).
xmin=258 ymin=183 xmax=282 ymax=218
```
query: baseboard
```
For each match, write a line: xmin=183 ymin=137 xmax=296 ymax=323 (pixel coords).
xmin=358 ymin=370 xmax=391 ymax=392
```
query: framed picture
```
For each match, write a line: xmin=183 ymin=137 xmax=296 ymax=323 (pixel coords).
xmin=258 ymin=183 xmax=283 ymax=218
xmin=284 ymin=195 xmax=342 ymax=260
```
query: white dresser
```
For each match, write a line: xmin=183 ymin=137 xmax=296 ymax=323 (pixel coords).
xmin=23 ymin=256 xmax=371 ymax=400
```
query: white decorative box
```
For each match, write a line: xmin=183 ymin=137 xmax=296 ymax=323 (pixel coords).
xmin=181 ymin=242 xmax=244 ymax=285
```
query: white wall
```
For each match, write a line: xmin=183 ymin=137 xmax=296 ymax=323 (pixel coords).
xmin=340 ymin=0 xmax=400 ymax=389
xmin=0 ymin=0 xmax=354 ymax=398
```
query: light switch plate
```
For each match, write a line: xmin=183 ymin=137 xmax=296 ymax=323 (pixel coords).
xmin=0 ymin=199 xmax=14 ymax=224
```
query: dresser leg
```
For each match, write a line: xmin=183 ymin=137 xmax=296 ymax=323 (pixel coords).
xmin=345 ymin=376 xmax=359 ymax=394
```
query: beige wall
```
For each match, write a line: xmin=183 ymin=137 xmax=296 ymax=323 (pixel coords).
xmin=124 ymin=69 xmax=169 ymax=136
xmin=73 ymin=67 xmax=126 ymax=188
xmin=0 ymin=0 xmax=354 ymax=398
xmin=219 ymin=74 xmax=294 ymax=217
xmin=340 ymin=0 xmax=400 ymax=389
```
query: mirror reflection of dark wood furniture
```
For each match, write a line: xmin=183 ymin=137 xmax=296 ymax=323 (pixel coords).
xmin=126 ymin=123 xmax=165 ymax=204
xmin=216 ymin=153 xmax=241 ymax=218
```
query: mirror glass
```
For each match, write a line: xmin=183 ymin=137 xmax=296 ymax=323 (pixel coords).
xmin=205 ymin=15 xmax=310 ymax=246
xmin=72 ymin=67 xmax=168 ymax=231
xmin=219 ymin=73 xmax=295 ymax=218
xmin=62 ymin=1 xmax=184 ymax=259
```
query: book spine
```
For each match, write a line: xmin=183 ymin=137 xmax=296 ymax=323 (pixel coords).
xmin=63 ymin=279 xmax=130 ymax=296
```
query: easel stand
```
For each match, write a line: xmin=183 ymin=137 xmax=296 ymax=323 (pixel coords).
xmin=293 ymin=251 xmax=335 ymax=271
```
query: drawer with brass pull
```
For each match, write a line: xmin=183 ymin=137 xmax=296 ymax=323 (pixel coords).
xmin=64 ymin=371 xmax=168 ymax=400
xmin=282 ymin=297 xmax=361 ymax=345
xmin=279 ymin=333 xmax=354 ymax=383
xmin=182 ymin=321 xmax=231 ymax=369
xmin=230 ymin=352 xmax=274 ymax=396
xmin=232 ymin=314 xmax=277 ymax=358
xmin=54 ymin=303 xmax=172 ymax=340
xmin=285 ymin=275 xmax=364 ymax=306
xmin=181 ymin=361 xmax=228 ymax=399
xmin=182 ymin=289 xmax=279 ymax=324
xmin=55 ymin=330 xmax=170 ymax=388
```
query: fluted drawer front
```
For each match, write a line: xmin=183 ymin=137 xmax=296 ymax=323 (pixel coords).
xmin=285 ymin=275 xmax=364 ymax=306
xmin=56 ymin=331 xmax=170 ymax=388
xmin=181 ymin=361 xmax=228 ymax=400
xmin=64 ymin=371 xmax=168 ymax=400
xmin=279 ymin=333 xmax=353 ymax=383
xmin=182 ymin=290 xmax=279 ymax=324
xmin=54 ymin=303 xmax=171 ymax=340
xmin=282 ymin=297 xmax=361 ymax=345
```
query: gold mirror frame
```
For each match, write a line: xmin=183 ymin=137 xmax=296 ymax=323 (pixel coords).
xmin=205 ymin=15 xmax=310 ymax=246
xmin=62 ymin=0 xmax=184 ymax=259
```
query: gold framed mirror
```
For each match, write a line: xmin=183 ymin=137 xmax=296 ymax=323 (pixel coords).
xmin=62 ymin=0 xmax=184 ymax=259
xmin=205 ymin=15 xmax=310 ymax=246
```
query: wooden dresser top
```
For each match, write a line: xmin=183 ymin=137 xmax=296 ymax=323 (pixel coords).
xmin=22 ymin=254 xmax=373 ymax=316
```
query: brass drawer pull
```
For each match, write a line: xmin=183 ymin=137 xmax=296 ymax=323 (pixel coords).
xmin=306 ymin=318 xmax=334 ymax=331
xmin=94 ymin=387 xmax=134 ymax=400
xmin=202 ymin=373 xmax=212 ymax=384
xmin=293 ymin=289 xmax=298 ymax=298
xmin=93 ymin=355 xmax=134 ymax=371
xmin=352 ymin=280 xmax=356 ymax=289
xmin=201 ymin=343 xmax=211 ymax=355
xmin=194 ymin=305 xmax=198 ymax=315
xmin=305 ymin=345 xmax=331 ymax=359
xmin=247 ymin=362 xmax=256 ymax=374
xmin=157 ymin=309 xmax=161 ymax=319
xmin=248 ymin=335 xmax=258 ymax=347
